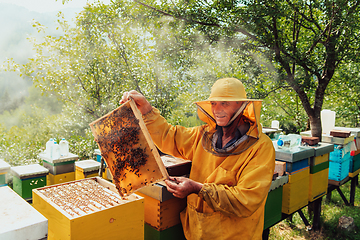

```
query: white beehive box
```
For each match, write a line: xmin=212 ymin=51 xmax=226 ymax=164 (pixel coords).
xmin=0 ymin=186 xmax=48 ymax=240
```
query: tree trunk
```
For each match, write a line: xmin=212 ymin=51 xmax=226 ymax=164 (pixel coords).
xmin=309 ymin=111 xmax=322 ymax=141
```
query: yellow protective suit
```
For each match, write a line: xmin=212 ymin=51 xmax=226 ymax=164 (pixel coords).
xmin=143 ymin=99 xmax=275 ymax=239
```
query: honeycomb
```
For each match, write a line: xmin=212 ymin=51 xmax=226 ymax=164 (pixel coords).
xmin=38 ymin=178 xmax=131 ymax=217
xmin=89 ymin=99 xmax=168 ymax=196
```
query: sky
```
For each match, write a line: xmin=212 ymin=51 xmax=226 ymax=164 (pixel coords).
xmin=0 ymin=0 xmax=111 ymax=13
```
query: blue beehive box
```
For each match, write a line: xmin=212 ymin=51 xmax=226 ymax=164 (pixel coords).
xmin=328 ymin=144 xmax=351 ymax=181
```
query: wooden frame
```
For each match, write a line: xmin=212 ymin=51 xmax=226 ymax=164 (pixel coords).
xmin=89 ymin=99 xmax=168 ymax=196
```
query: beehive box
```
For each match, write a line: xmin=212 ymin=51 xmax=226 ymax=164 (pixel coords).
xmin=264 ymin=175 xmax=288 ymax=229
xmin=137 ymin=181 xmax=187 ymax=231
xmin=328 ymin=143 xmax=351 ymax=182
xmin=301 ymin=130 xmax=354 ymax=145
xmin=349 ymin=150 xmax=360 ymax=174
xmin=307 ymin=143 xmax=333 ymax=202
xmin=334 ymin=127 xmax=360 ymax=149
xmin=282 ymin=167 xmax=310 ymax=214
xmin=11 ymin=164 xmax=48 ymax=200
xmin=39 ymin=152 xmax=78 ymax=175
xmin=0 ymin=186 xmax=48 ymax=239
xmin=47 ymin=172 xmax=75 ymax=186
xmin=89 ymin=99 xmax=168 ymax=196
xmin=0 ymin=159 xmax=10 ymax=186
xmin=75 ymin=159 xmax=101 ymax=180
xmin=144 ymin=223 xmax=185 ymax=240
xmin=274 ymin=144 xmax=314 ymax=174
xmin=32 ymin=177 xmax=144 ymax=240
xmin=94 ymin=149 xmax=113 ymax=180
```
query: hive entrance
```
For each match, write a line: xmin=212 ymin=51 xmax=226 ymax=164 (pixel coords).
xmin=90 ymin=99 xmax=168 ymax=196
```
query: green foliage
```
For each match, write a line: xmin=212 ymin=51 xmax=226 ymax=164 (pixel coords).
xmin=139 ymin=0 xmax=360 ymax=137
xmin=325 ymin=62 xmax=360 ymax=127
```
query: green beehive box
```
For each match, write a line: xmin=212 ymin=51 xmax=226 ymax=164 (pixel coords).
xmin=264 ymin=186 xmax=283 ymax=230
xmin=11 ymin=164 xmax=48 ymax=200
xmin=264 ymin=175 xmax=288 ymax=229
xmin=144 ymin=223 xmax=185 ymax=240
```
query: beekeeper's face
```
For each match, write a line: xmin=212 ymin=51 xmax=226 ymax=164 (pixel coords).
xmin=211 ymin=101 xmax=242 ymax=127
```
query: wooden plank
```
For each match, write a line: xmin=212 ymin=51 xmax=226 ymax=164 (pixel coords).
xmin=274 ymin=161 xmax=286 ymax=176
xmin=330 ymin=130 xmax=351 ymax=138
xmin=89 ymin=99 xmax=168 ymax=196
xmin=301 ymin=136 xmax=319 ymax=146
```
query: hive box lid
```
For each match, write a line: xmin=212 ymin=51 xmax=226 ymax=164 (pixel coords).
xmin=301 ymin=130 xmax=354 ymax=145
xmin=75 ymin=159 xmax=101 ymax=172
xmin=38 ymin=152 xmax=79 ymax=164
xmin=273 ymin=142 xmax=314 ymax=162
xmin=94 ymin=149 xmax=101 ymax=155
xmin=334 ymin=127 xmax=360 ymax=138
xmin=304 ymin=142 xmax=334 ymax=156
xmin=269 ymin=175 xmax=288 ymax=192
xmin=0 ymin=159 xmax=10 ymax=172
xmin=11 ymin=164 xmax=49 ymax=179
xmin=262 ymin=127 xmax=282 ymax=134
xmin=0 ymin=186 xmax=48 ymax=239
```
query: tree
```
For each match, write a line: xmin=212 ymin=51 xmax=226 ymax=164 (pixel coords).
xmin=326 ymin=62 xmax=360 ymax=127
xmin=133 ymin=0 xmax=360 ymax=138
xmin=22 ymin=1 xmax=190 ymax=123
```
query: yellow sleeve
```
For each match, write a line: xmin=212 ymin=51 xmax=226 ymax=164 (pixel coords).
xmin=199 ymin=138 xmax=275 ymax=217
xmin=143 ymin=108 xmax=203 ymax=160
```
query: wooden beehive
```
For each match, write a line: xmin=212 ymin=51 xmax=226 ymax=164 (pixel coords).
xmin=89 ymin=99 xmax=168 ymax=196
xmin=32 ymin=177 xmax=144 ymax=240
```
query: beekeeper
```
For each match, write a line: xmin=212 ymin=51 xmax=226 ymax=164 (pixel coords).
xmin=120 ymin=78 xmax=275 ymax=240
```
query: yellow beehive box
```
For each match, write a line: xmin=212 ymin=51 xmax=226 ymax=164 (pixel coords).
xmin=309 ymin=168 xmax=329 ymax=202
xmin=47 ymin=172 xmax=75 ymax=186
xmin=282 ymin=167 xmax=309 ymax=214
xmin=75 ymin=160 xmax=101 ymax=180
xmin=349 ymin=168 xmax=360 ymax=178
xmin=311 ymin=153 xmax=329 ymax=166
xmin=33 ymin=177 xmax=144 ymax=240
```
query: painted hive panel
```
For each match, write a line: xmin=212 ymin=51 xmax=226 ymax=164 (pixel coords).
xmin=89 ymin=99 xmax=168 ymax=196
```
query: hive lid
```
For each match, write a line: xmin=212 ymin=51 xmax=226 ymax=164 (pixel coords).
xmin=300 ymin=130 xmax=354 ymax=145
xmin=0 ymin=186 xmax=48 ymax=238
xmin=94 ymin=149 xmax=101 ymax=155
xmin=11 ymin=164 xmax=49 ymax=178
xmin=334 ymin=127 xmax=360 ymax=138
xmin=273 ymin=142 xmax=314 ymax=162
xmin=304 ymin=142 xmax=334 ymax=156
xmin=89 ymin=99 xmax=168 ymax=197
xmin=0 ymin=159 xmax=10 ymax=172
xmin=75 ymin=160 xmax=101 ymax=172
xmin=38 ymin=152 xmax=79 ymax=164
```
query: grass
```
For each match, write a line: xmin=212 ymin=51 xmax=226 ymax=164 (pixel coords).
xmin=269 ymin=179 xmax=360 ymax=240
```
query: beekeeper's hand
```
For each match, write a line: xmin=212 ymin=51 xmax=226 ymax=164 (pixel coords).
xmin=120 ymin=90 xmax=152 ymax=115
xmin=165 ymin=176 xmax=203 ymax=199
